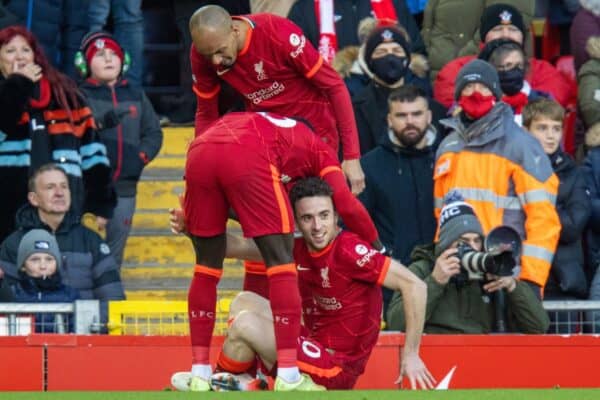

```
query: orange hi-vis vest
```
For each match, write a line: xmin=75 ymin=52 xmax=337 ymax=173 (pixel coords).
xmin=433 ymin=104 xmax=560 ymax=288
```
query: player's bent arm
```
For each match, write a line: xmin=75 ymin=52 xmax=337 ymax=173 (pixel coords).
xmin=225 ymin=233 xmax=263 ymax=262
xmin=382 ymin=259 xmax=427 ymax=356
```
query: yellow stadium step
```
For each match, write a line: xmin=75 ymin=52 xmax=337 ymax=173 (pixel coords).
xmin=131 ymin=211 xmax=241 ymax=231
xmin=135 ymin=180 xmax=184 ymax=211
xmin=124 ymin=288 xmax=238 ymax=302
xmin=146 ymin=155 xmax=186 ymax=170
xmin=158 ymin=127 xmax=194 ymax=156
xmin=120 ymin=263 xmax=244 ymax=280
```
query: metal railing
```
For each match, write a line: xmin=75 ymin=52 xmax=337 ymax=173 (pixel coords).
xmin=543 ymin=300 xmax=600 ymax=334
xmin=0 ymin=300 xmax=100 ymax=335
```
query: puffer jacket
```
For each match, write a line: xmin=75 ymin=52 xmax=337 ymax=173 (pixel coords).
xmin=422 ymin=0 xmax=535 ymax=81
xmin=578 ymin=36 xmax=600 ymax=129
xmin=79 ymin=78 xmax=163 ymax=197
xmin=434 ymin=55 xmax=575 ymax=108
xmin=434 ymin=103 xmax=560 ymax=287
xmin=386 ymin=243 xmax=550 ymax=333
xmin=0 ymin=205 xmax=125 ymax=328
xmin=545 ymin=151 xmax=590 ymax=298
xmin=11 ymin=271 xmax=79 ymax=333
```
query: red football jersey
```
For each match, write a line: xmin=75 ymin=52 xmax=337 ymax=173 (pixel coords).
xmin=190 ymin=112 xmax=378 ymax=243
xmin=293 ymin=231 xmax=391 ymax=375
xmin=191 ymin=13 xmax=359 ymax=159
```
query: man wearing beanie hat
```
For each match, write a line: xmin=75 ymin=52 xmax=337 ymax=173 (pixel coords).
xmin=433 ymin=58 xmax=560 ymax=296
xmin=433 ymin=3 xmax=573 ymax=109
xmin=352 ymin=24 xmax=446 ymax=154
xmin=386 ymin=192 xmax=550 ymax=334
xmin=9 ymin=229 xmax=79 ymax=333
xmin=79 ymin=32 xmax=163 ymax=270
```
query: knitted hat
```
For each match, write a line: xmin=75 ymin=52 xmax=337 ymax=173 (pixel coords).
xmin=437 ymin=192 xmax=484 ymax=254
xmin=80 ymin=31 xmax=124 ymax=67
xmin=454 ymin=59 xmax=502 ymax=100
xmin=478 ymin=38 xmax=522 ymax=63
xmin=480 ymin=3 xmax=525 ymax=42
xmin=364 ymin=25 xmax=411 ymax=64
xmin=17 ymin=229 xmax=61 ymax=270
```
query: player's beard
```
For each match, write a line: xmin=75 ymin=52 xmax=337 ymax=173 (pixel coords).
xmin=394 ymin=125 xmax=426 ymax=148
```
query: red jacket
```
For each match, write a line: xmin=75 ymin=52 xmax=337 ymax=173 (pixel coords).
xmin=434 ymin=55 xmax=575 ymax=108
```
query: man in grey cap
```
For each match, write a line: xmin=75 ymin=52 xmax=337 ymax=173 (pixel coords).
xmin=386 ymin=192 xmax=550 ymax=334
xmin=433 ymin=59 xmax=560 ymax=298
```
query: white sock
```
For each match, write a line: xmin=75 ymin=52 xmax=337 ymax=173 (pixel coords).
xmin=277 ymin=367 xmax=301 ymax=383
xmin=191 ymin=364 xmax=212 ymax=380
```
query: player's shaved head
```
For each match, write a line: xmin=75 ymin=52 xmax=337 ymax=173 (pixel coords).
xmin=189 ymin=5 xmax=232 ymax=35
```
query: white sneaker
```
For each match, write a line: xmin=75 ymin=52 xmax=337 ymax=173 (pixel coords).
xmin=171 ymin=371 xmax=210 ymax=392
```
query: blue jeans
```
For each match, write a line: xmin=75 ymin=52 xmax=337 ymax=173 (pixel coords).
xmin=88 ymin=0 xmax=144 ymax=87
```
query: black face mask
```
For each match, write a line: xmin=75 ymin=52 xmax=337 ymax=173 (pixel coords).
xmin=498 ymin=67 xmax=524 ymax=96
xmin=369 ymin=55 xmax=409 ymax=85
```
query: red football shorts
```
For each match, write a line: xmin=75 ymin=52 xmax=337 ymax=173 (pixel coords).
xmin=259 ymin=327 xmax=360 ymax=389
xmin=184 ymin=141 xmax=294 ymax=238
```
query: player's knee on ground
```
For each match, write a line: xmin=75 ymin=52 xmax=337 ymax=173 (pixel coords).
xmin=228 ymin=310 xmax=263 ymax=342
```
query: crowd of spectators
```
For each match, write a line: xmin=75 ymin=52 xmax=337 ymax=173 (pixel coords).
xmin=1 ymin=0 xmax=600 ymax=335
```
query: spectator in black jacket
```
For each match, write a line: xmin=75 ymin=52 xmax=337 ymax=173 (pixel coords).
xmin=523 ymin=99 xmax=591 ymax=333
xmin=359 ymin=84 xmax=438 ymax=322
xmin=0 ymin=164 xmax=125 ymax=331
xmin=351 ymin=25 xmax=446 ymax=154
xmin=78 ymin=32 xmax=163 ymax=268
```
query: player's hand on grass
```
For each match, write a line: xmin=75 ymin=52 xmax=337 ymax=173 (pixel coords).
xmin=396 ymin=352 xmax=435 ymax=390
xmin=341 ymin=158 xmax=365 ymax=195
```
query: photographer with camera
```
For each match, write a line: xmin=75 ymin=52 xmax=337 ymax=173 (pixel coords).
xmin=386 ymin=194 xmax=550 ymax=334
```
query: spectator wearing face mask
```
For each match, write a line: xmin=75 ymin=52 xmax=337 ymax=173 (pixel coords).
xmin=479 ymin=38 xmax=550 ymax=125
xmin=434 ymin=59 xmax=560 ymax=297
xmin=351 ymin=24 xmax=446 ymax=154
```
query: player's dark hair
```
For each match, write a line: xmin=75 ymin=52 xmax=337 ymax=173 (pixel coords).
xmin=289 ymin=177 xmax=334 ymax=210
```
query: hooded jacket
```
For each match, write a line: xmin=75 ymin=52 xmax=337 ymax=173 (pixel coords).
xmin=582 ymin=125 xmax=600 ymax=280
xmin=79 ymin=78 xmax=163 ymax=197
xmin=0 ymin=205 xmax=125 ymax=327
xmin=386 ymin=243 xmax=550 ymax=333
xmin=434 ymin=103 xmax=561 ymax=288
xmin=545 ymin=151 xmax=590 ymax=298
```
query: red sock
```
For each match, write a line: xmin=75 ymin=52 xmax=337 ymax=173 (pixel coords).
xmin=189 ymin=264 xmax=222 ymax=364
xmin=216 ymin=351 xmax=255 ymax=374
xmin=243 ymin=261 xmax=269 ymax=299
xmin=267 ymin=263 xmax=301 ymax=368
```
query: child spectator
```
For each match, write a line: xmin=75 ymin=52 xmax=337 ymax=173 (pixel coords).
xmin=78 ymin=32 xmax=163 ymax=269
xmin=523 ymin=99 xmax=590 ymax=332
xmin=11 ymin=229 xmax=79 ymax=333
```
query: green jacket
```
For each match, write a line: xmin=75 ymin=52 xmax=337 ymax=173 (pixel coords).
xmin=386 ymin=244 xmax=550 ymax=334
xmin=422 ymin=0 xmax=535 ymax=81
xmin=578 ymin=36 xmax=600 ymax=130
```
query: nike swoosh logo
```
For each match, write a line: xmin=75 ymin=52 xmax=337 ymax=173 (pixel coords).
xmin=435 ymin=366 xmax=457 ymax=390
xmin=216 ymin=68 xmax=230 ymax=76
xmin=297 ymin=265 xmax=310 ymax=271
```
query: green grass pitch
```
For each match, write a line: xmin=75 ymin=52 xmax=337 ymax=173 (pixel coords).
xmin=1 ymin=389 xmax=600 ymax=400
